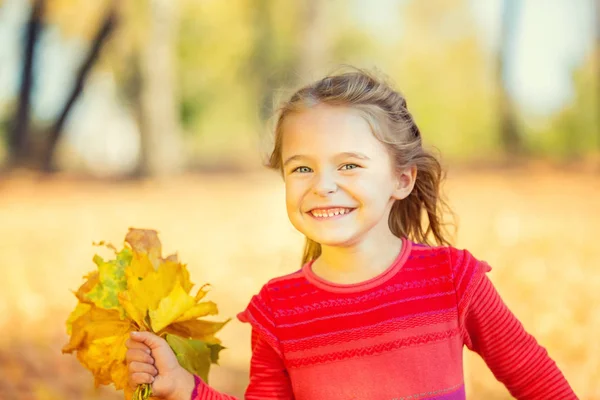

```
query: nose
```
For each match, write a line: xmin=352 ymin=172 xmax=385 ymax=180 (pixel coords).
xmin=313 ymin=172 xmax=337 ymax=196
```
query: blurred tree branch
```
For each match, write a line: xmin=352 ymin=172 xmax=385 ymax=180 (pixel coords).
xmin=7 ymin=0 xmax=117 ymax=172
xmin=8 ymin=0 xmax=44 ymax=168
xmin=6 ymin=0 xmax=184 ymax=177
xmin=42 ymin=1 xmax=118 ymax=172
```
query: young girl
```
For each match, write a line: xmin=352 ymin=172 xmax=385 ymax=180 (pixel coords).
xmin=125 ymin=68 xmax=577 ymax=399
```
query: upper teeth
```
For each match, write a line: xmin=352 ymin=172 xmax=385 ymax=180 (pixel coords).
xmin=311 ymin=208 xmax=352 ymax=218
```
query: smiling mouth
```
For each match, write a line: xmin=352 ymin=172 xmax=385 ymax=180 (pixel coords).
xmin=308 ymin=207 xmax=356 ymax=219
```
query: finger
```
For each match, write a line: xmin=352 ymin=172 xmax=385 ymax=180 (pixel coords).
xmin=125 ymin=349 xmax=155 ymax=365
xmin=128 ymin=372 xmax=154 ymax=388
xmin=125 ymin=338 xmax=151 ymax=353
xmin=130 ymin=331 xmax=167 ymax=351
xmin=128 ymin=361 xmax=158 ymax=377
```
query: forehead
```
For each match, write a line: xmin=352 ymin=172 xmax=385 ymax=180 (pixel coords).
xmin=280 ymin=105 xmax=383 ymax=157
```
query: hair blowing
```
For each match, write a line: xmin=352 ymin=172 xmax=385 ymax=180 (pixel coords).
xmin=266 ymin=67 xmax=455 ymax=265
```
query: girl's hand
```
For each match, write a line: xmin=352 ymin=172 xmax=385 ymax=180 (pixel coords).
xmin=125 ymin=331 xmax=195 ymax=400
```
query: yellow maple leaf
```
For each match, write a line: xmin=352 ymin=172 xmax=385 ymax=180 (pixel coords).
xmin=119 ymin=245 xmax=196 ymax=332
xmin=149 ymin=280 xmax=196 ymax=332
xmin=66 ymin=302 xmax=92 ymax=335
xmin=125 ymin=228 xmax=163 ymax=269
xmin=65 ymin=228 xmax=229 ymax=399
xmin=118 ymin=290 xmax=148 ymax=331
xmin=74 ymin=271 xmax=99 ymax=303
xmin=173 ymin=300 xmax=219 ymax=324
xmin=63 ymin=305 xmax=132 ymax=390
xmin=164 ymin=318 xmax=230 ymax=343
xmin=149 ymin=281 xmax=219 ymax=333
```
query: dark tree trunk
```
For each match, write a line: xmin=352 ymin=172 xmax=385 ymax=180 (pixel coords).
xmin=9 ymin=0 xmax=44 ymax=167
xmin=497 ymin=0 xmax=523 ymax=157
xmin=42 ymin=4 xmax=118 ymax=172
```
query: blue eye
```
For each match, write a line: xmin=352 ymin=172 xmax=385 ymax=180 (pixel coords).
xmin=293 ymin=166 xmax=313 ymax=173
xmin=340 ymin=164 xmax=359 ymax=170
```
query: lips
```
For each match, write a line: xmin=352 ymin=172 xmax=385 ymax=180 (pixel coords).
xmin=308 ymin=207 xmax=356 ymax=218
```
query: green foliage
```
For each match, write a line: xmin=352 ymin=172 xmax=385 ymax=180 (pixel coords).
xmin=390 ymin=0 xmax=499 ymax=161
xmin=527 ymin=54 xmax=599 ymax=160
xmin=85 ymin=248 xmax=131 ymax=314
xmin=165 ymin=334 xmax=225 ymax=384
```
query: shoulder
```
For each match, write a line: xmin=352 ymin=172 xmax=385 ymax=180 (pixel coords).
xmin=445 ymin=246 xmax=492 ymax=279
xmin=436 ymin=245 xmax=493 ymax=306
xmin=411 ymin=243 xmax=493 ymax=313
xmin=410 ymin=242 xmax=490 ymax=273
xmin=408 ymin=243 xmax=491 ymax=290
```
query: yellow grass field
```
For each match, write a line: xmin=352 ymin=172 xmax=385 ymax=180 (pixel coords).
xmin=0 ymin=168 xmax=598 ymax=399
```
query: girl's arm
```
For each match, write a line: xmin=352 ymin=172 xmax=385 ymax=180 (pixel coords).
xmin=453 ymin=249 xmax=577 ymax=399
xmin=190 ymin=328 xmax=295 ymax=400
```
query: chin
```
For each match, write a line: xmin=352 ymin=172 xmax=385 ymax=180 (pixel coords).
xmin=306 ymin=232 xmax=359 ymax=248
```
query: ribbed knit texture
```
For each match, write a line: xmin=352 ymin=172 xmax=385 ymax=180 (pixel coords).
xmin=191 ymin=240 xmax=576 ymax=399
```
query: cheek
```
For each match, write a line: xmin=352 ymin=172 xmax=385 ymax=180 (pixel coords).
xmin=351 ymin=175 xmax=395 ymax=207
xmin=284 ymin=180 xmax=303 ymax=211
xmin=284 ymin=183 xmax=307 ymax=232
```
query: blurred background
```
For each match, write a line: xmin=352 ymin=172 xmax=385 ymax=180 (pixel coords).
xmin=0 ymin=0 xmax=599 ymax=399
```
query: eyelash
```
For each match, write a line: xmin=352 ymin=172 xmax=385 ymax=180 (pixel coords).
xmin=291 ymin=164 xmax=360 ymax=174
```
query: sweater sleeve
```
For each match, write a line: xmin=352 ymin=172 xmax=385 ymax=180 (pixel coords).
xmin=450 ymin=248 xmax=577 ymax=400
xmin=191 ymin=286 xmax=295 ymax=400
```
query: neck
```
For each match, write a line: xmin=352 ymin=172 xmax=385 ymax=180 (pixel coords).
xmin=313 ymin=230 xmax=404 ymax=284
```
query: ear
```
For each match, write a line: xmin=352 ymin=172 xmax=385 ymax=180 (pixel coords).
xmin=392 ymin=165 xmax=417 ymax=200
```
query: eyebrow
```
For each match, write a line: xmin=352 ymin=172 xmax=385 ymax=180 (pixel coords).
xmin=282 ymin=152 xmax=371 ymax=168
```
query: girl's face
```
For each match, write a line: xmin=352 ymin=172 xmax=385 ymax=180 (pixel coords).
xmin=280 ymin=104 xmax=414 ymax=249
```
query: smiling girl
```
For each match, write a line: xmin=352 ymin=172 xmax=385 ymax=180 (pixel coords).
xmin=125 ymin=68 xmax=576 ymax=400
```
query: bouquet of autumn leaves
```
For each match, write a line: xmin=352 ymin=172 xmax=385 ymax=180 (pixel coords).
xmin=63 ymin=228 xmax=230 ymax=400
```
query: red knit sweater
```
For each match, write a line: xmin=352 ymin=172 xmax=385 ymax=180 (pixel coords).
xmin=191 ymin=240 xmax=576 ymax=399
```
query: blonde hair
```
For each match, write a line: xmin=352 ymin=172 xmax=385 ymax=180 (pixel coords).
xmin=267 ymin=67 xmax=455 ymax=265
